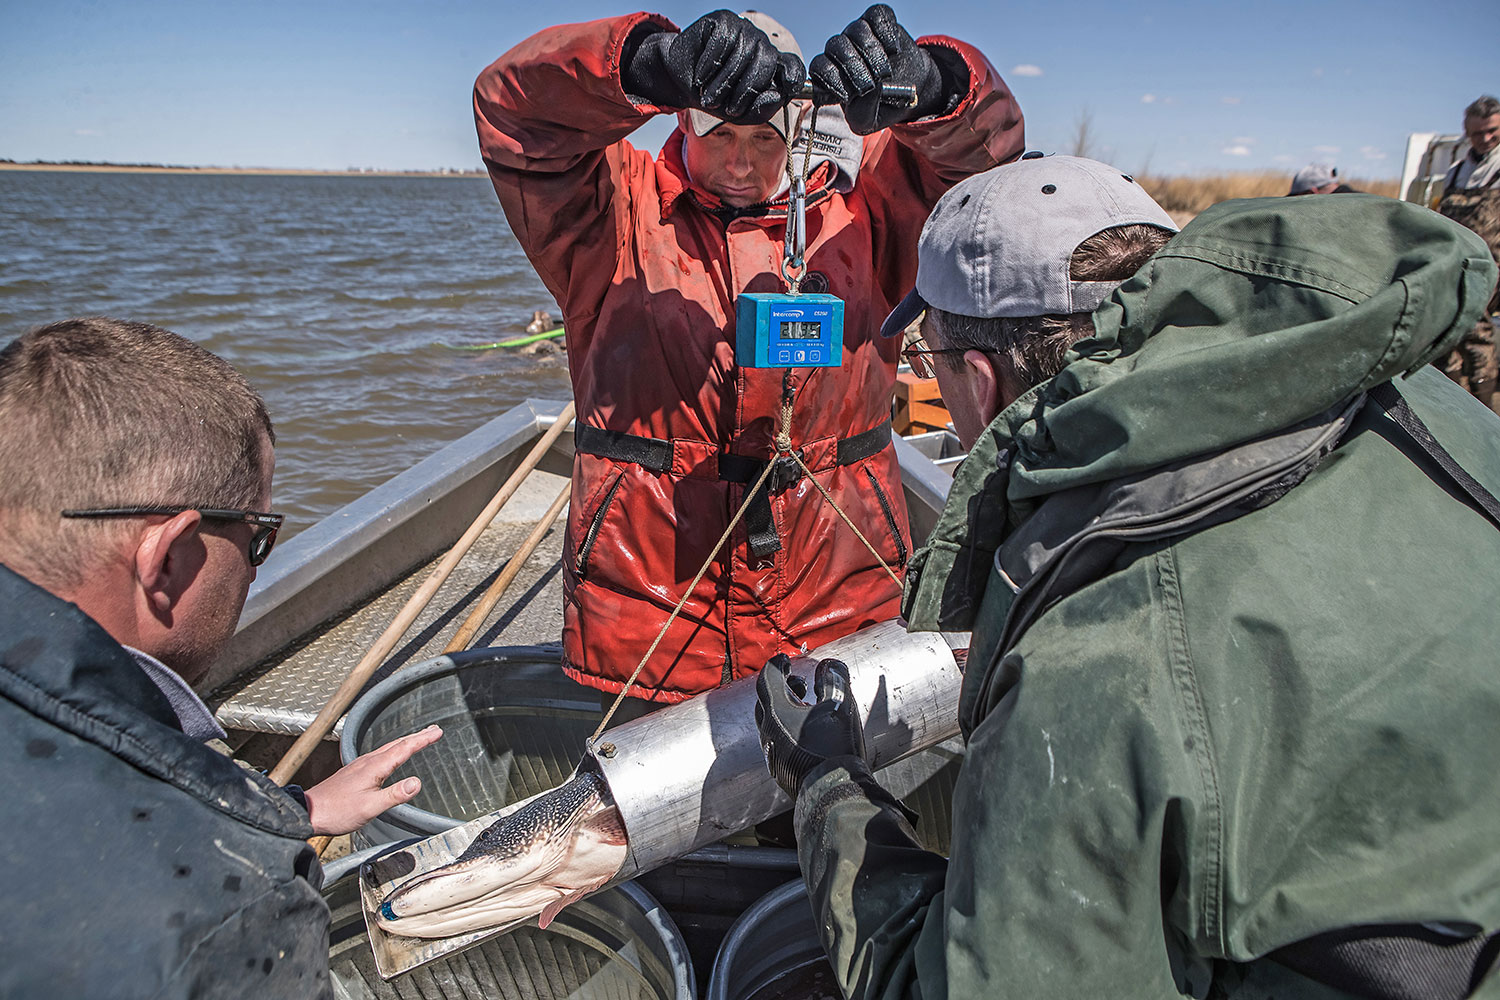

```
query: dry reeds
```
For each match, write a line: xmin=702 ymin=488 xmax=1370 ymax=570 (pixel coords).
xmin=1137 ymin=172 xmax=1400 ymax=226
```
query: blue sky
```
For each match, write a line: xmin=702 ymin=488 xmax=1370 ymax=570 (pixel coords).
xmin=2 ymin=0 xmax=1492 ymax=177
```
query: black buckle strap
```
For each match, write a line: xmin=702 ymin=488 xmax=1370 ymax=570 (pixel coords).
xmin=718 ymin=452 xmax=804 ymax=557
xmin=574 ymin=425 xmax=672 ymax=474
xmin=837 ymin=419 xmax=894 ymax=466
xmin=574 ymin=419 xmax=895 ymax=559
xmin=727 ymin=419 xmax=893 ymax=558
xmin=718 ymin=451 xmax=804 ymax=490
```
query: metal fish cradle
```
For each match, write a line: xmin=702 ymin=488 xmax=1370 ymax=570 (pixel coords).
xmin=360 ymin=619 xmax=966 ymax=978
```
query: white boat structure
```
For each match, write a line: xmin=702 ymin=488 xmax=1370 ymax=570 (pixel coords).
xmin=1399 ymin=131 xmax=1464 ymax=208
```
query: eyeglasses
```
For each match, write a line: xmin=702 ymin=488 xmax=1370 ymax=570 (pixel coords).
xmin=61 ymin=506 xmax=284 ymax=566
xmin=902 ymin=338 xmax=971 ymax=379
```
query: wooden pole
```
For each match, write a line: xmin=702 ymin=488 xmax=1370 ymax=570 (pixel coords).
xmin=306 ymin=485 xmax=570 ymax=861
xmin=443 ymin=482 xmax=571 ymax=654
xmin=269 ymin=401 xmax=575 ymax=787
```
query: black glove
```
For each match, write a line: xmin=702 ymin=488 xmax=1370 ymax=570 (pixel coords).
xmin=622 ymin=11 xmax=806 ymax=126
xmin=808 ymin=4 xmax=953 ymax=134
xmin=755 ymin=654 xmax=867 ymax=799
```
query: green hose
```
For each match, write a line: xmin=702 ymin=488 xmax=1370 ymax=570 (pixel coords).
xmin=443 ymin=327 xmax=565 ymax=351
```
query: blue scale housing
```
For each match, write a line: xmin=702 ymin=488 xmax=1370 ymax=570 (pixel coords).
xmin=734 ymin=292 xmax=844 ymax=368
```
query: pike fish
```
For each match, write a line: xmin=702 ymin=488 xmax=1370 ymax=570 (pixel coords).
xmin=374 ymin=769 xmax=628 ymax=939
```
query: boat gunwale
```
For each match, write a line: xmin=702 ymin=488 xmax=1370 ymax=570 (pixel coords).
xmin=208 ymin=400 xmax=957 ymax=728
xmin=207 ymin=398 xmax=575 ymax=696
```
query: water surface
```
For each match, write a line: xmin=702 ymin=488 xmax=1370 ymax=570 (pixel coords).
xmin=0 ymin=170 xmax=573 ymax=537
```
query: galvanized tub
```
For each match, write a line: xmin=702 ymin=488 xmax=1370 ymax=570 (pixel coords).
xmin=322 ymin=844 xmax=696 ymax=1000
xmin=706 ymin=880 xmax=835 ymax=1000
xmin=339 ymin=646 xmax=599 ymax=845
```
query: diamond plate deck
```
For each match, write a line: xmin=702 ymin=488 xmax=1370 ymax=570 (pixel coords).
xmin=212 ymin=471 xmax=569 ymax=738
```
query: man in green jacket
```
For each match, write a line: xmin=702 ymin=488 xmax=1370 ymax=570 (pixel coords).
xmin=756 ymin=157 xmax=1500 ymax=997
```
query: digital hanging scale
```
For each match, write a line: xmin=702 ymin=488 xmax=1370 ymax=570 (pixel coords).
xmin=735 ymin=292 xmax=845 ymax=368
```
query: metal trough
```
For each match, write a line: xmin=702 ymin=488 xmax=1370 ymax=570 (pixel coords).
xmin=339 ymin=646 xmax=598 ymax=847
xmin=706 ymin=880 xmax=830 ymax=1000
xmin=591 ymin=619 xmax=966 ymax=879
xmin=323 ymin=843 xmax=695 ymax=1000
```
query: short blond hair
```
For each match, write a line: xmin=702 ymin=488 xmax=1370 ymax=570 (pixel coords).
xmin=0 ymin=318 xmax=273 ymax=590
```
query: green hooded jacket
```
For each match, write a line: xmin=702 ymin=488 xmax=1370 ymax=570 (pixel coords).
xmin=793 ymin=195 xmax=1500 ymax=999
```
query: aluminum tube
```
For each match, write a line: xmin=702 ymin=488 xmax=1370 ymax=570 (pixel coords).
xmin=590 ymin=619 xmax=965 ymax=878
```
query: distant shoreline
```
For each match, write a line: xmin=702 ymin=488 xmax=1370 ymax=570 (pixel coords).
xmin=0 ymin=162 xmax=485 ymax=178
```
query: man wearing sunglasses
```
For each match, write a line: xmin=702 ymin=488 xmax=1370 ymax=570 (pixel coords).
xmin=757 ymin=160 xmax=1500 ymax=996
xmin=0 ymin=318 xmax=439 ymax=999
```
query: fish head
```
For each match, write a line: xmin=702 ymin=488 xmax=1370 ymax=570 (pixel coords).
xmin=373 ymin=773 xmax=629 ymax=940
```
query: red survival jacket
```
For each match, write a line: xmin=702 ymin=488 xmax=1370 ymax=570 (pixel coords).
xmin=475 ymin=14 xmax=1023 ymax=702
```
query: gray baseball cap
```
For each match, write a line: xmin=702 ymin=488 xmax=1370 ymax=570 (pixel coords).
xmin=683 ymin=11 xmax=804 ymax=139
xmin=1288 ymin=162 xmax=1338 ymax=195
xmin=880 ymin=154 xmax=1178 ymax=339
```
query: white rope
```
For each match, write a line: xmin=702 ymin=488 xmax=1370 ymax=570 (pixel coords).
xmin=590 ymin=454 xmax=777 ymax=740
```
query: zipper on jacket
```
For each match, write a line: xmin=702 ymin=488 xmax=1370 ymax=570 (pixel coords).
xmin=576 ymin=472 xmax=626 ymax=579
xmin=864 ymin=468 xmax=909 ymax=568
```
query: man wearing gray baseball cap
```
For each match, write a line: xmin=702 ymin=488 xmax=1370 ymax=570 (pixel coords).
xmin=878 ymin=153 xmax=1178 ymax=445
xmin=1287 ymin=161 xmax=1357 ymax=196
xmin=755 ymin=156 xmax=1500 ymax=997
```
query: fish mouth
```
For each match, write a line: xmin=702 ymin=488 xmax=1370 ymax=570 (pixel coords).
xmin=378 ymin=852 xmax=528 ymax=922
xmin=374 ymin=853 xmax=583 ymax=938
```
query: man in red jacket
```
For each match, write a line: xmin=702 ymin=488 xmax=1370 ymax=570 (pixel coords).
xmin=474 ymin=6 xmax=1023 ymax=706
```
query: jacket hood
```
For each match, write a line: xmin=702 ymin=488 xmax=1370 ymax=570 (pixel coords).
xmin=1003 ymin=194 xmax=1497 ymax=500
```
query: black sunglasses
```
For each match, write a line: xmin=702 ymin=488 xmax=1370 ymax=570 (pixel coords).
xmin=61 ymin=506 xmax=284 ymax=566
xmin=902 ymin=338 xmax=971 ymax=379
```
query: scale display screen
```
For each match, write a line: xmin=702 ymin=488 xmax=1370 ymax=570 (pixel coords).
xmin=735 ymin=292 xmax=845 ymax=368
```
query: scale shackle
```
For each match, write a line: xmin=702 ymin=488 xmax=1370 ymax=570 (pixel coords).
xmin=783 ymin=174 xmax=808 ymax=276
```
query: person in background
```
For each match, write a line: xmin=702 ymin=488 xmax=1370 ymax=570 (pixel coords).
xmin=1437 ymin=94 xmax=1500 ymax=414
xmin=0 ymin=318 xmax=441 ymax=1000
xmin=757 ymin=157 xmax=1500 ymax=998
xmin=1287 ymin=161 xmax=1357 ymax=195
xmin=1448 ymin=95 xmax=1500 ymax=192
xmin=472 ymin=6 xmax=1023 ymax=715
